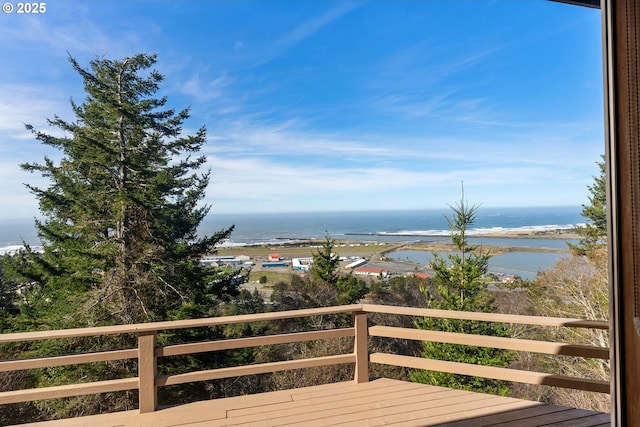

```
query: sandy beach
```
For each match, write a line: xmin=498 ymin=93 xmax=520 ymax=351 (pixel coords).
xmin=471 ymin=228 xmax=580 ymax=240
xmin=217 ymin=228 xmax=579 ymax=256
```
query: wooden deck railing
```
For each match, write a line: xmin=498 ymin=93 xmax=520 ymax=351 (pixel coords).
xmin=0 ymin=303 xmax=610 ymax=416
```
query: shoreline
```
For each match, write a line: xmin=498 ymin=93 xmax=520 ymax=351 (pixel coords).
xmin=216 ymin=228 xmax=577 ymax=259
xmin=346 ymin=228 xmax=580 ymax=240
xmin=219 ymin=228 xmax=580 ymax=250
xmin=470 ymin=228 xmax=580 ymax=240
xmin=0 ymin=229 xmax=580 ymax=257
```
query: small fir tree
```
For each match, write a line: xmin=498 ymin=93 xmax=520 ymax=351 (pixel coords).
xmin=310 ymin=234 xmax=367 ymax=305
xmin=411 ymin=191 xmax=512 ymax=395
xmin=310 ymin=234 xmax=341 ymax=285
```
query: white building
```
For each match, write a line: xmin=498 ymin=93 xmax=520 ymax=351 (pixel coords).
xmin=354 ymin=267 xmax=389 ymax=278
xmin=345 ymin=258 xmax=367 ymax=269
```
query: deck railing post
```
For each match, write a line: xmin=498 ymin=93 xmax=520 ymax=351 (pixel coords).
xmin=354 ymin=310 xmax=369 ymax=383
xmin=138 ymin=331 xmax=157 ymax=413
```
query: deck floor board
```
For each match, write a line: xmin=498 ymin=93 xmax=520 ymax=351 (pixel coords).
xmin=10 ymin=378 xmax=610 ymax=427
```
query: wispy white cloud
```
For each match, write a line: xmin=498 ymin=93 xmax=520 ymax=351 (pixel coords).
xmin=369 ymin=89 xmax=502 ymax=126
xmin=360 ymin=35 xmax=508 ymax=127
xmin=0 ymin=84 xmax=73 ymax=143
xmin=0 ymin=15 xmax=105 ymax=57
xmin=202 ymin=149 xmax=591 ymax=214
xmin=251 ymin=1 xmax=365 ymax=67
xmin=0 ymin=3 xmax=159 ymax=61
xmin=274 ymin=2 xmax=364 ymax=51
xmin=0 ymin=157 xmax=46 ymax=217
xmin=209 ymin=117 xmax=437 ymax=161
xmin=201 ymin=114 xmax=600 ymax=171
xmin=371 ymin=38 xmax=505 ymax=88
xmin=204 ymin=154 xmax=455 ymax=213
xmin=178 ymin=74 xmax=235 ymax=102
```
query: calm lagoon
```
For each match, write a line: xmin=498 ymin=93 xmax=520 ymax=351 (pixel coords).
xmin=389 ymin=249 xmax=570 ymax=281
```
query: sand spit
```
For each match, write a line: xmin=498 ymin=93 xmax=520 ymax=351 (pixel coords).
xmin=217 ymin=228 xmax=578 ymax=259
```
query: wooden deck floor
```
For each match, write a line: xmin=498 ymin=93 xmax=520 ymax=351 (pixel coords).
xmin=13 ymin=378 xmax=611 ymax=427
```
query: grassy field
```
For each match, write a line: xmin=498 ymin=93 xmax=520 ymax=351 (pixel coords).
xmin=215 ymin=241 xmax=400 ymax=259
xmin=215 ymin=239 xmax=569 ymax=263
xmin=247 ymin=270 xmax=290 ymax=284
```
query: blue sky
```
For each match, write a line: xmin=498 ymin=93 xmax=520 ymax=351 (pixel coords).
xmin=0 ymin=0 xmax=603 ymax=219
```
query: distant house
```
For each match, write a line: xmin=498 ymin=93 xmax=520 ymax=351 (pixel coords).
xmin=261 ymin=261 xmax=290 ymax=268
xmin=292 ymin=257 xmax=312 ymax=271
xmin=200 ymin=255 xmax=235 ymax=266
xmin=501 ymin=276 xmax=516 ymax=284
xmin=411 ymin=272 xmax=430 ymax=280
xmin=268 ymin=253 xmax=281 ymax=262
xmin=354 ymin=267 xmax=389 ymax=278
xmin=345 ymin=258 xmax=367 ymax=269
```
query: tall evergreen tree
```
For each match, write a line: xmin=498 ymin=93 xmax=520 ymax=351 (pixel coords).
xmin=16 ymin=53 xmax=235 ymax=326
xmin=411 ymin=191 xmax=512 ymax=395
xmin=2 ymin=53 xmax=244 ymax=420
xmin=570 ymin=156 xmax=607 ymax=256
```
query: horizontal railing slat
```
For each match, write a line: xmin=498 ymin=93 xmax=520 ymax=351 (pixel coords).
xmin=0 ymin=304 xmax=608 ymax=344
xmin=0 ymin=305 xmax=363 ymax=344
xmin=369 ymin=325 xmax=610 ymax=359
xmin=369 ymin=352 xmax=610 ymax=394
xmin=0 ymin=349 xmax=138 ymax=372
xmin=156 ymin=354 xmax=356 ymax=387
xmin=157 ymin=328 xmax=354 ymax=357
xmin=0 ymin=377 xmax=139 ymax=405
xmin=362 ymin=304 xmax=609 ymax=330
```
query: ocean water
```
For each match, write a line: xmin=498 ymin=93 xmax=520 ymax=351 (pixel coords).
xmin=198 ymin=206 xmax=584 ymax=247
xmin=0 ymin=206 xmax=583 ymax=257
